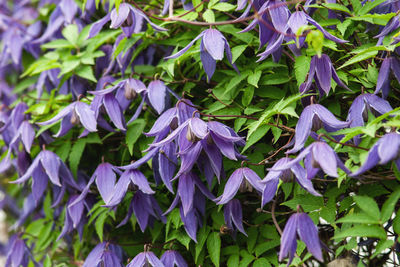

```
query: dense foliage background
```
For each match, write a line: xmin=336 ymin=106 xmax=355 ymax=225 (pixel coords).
xmin=1 ymin=0 xmax=400 ymax=266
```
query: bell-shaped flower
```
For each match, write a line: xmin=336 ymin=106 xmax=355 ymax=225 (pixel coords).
xmin=279 ymin=212 xmax=323 ymax=264
xmin=276 ymin=141 xmax=350 ymax=179
xmin=165 ymin=29 xmax=238 ymax=80
xmin=71 ymin=162 xmax=121 ymax=206
xmin=375 ymin=56 xmax=400 ymax=98
xmin=58 ymin=195 xmax=86 ymax=241
xmin=11 ymin=150 xmax=79 ymax=203
xmin=375 ymin=14 xmax=400 ymax=45
xmin=83 ymin=242 xmax=124 ymax=267
xmin=301 ymin=54 xmax=350 ymax=96
xmin=147 ymin=80 xmax=171 ymax=114
xmin=224 ymin=199 xmax=247 ymax=236
xmin=90 ymin=93 xmax=126 ymax=131
xmin=117 ymin=191 xmax=166 ymax=232
xmin=88 ymin=3 xmax=166 ymax=38
xmin=161 ymin=250 xmax=188 ymax=267
xmin=105 ymin=169 xmax=154 ymax=207
xmin=216 ymin=167 xmax=263 ymax=205
xmin=261 ymin=158 xmax=321 ymax=207
xmin=37 ymin=101 xmax=97 ymax=137
xmin=288 ymin=104 xmax=350 ymax=154
xmin=162 ymin=0 xmax=193 ymax=15
xmin=351 ymin=133 xmax=400 ymax=177
xmin=5 ymin=235 xmax=32 ymax=267
xmin=127 ymin=251 xmax=164 ymax=267
xmin=347 ymin=93 xmax=392 ymax=144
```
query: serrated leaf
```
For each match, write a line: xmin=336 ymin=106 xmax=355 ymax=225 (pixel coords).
xmin=126 ymin=119 xmax=146 ymax=155
xmin=339 ymin=50 xmax=378 ymax=69
xmin=336 ymin=213 xmax=381 ymax=224
xmin=333 ymin=225 xmax=386 ymax=239
xmin=212 ymin=2 xmax=235 ymax=11
xmin=381 ymin=189 xmax=400 ymax=222
xmin=69 ymin=139 xmax=86 ymax=176
xmin=207 ymin=232 xmax=221 ymax=267
xmin=195 ymin=227 xmax=210 ymax=263
xmin=247 ymin=70 xmax=262 ymax=88
xmin=294 ymin=55 xmax=311 ymax=86
xmin=95 ymin=212 xmax=108 ymax=242
xmin=75 ymin=65 xmax=97 ymax=82
xmin=231 ymin=45 xmax=247 ymax=63
xmin=353 ymin=195 xmax=381 ymax=221
xmin=62 ymin=24 xmax=79 ymax=45
xmin=242 ymin=125 xmax=270 ymax=152
xmin=203 ymin=9 xmax=215 ymax=23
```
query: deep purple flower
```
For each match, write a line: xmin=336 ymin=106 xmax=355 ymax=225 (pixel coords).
xmin=301 ymin=54 xmax=349 ymax=96
xmin=58 ymin=194 xmax=87 ymax=241
xmin=127 ymin=251 xmax=164 ymax=267
xmin=287 ymin=103 xmax=350 ymax=154
xmin=88 ymin=3 xmax=166 ymax=38
xmin=161 ymin=250 xmax=188 ymax=267
xmin=347 ymin=93 xmax=392 ymax=144
xmin=275 ymin=141 xmax=350 ymax=179
xmin=261 ymin=158 xmax=321 ymax=207
xmin=37 ymin=101 xmax=97 ymax=137
xmin=375 ymin=56 xmax=400 ymax=98
xmin=5 ymin=235 xmax=32 ymax=267
xmin=90 ymin=93 xmax=126 ymax=131
xmin=279 ymin=212 xmax=322 ymax=264
xmin=83 ymin=242 xmax=124 ymax=267
xmin=216 ymin=167 xmax=263 ymax=205
xmin=351 ymin=133 xmax=400 ymax=177
xmin=375 ymin=14 xmax=400 ymax=45
xmin=224 ymin=199 xmax=247 ymax=236
xmin=165 ymin=29 xmax=238 ymax=80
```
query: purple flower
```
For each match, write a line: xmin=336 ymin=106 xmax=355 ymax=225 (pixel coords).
xmin=58 ymin=194 xmax=87 ymax=241
xmin=224 ymin=199 xmax=247 ymax=236
xmin=261 ymin=158 xmax=321 ymax=207
xmin=90 ymin=93 xmax=126 ymax=131
xmin=83 ymin=242 xmax=124 ymax=267
xmin=301 ymin=54 xmax=349 ymax=97
xmin=37 ymin=101 xmax=97 ymax=137
xmin=88 ymin=3 xmax=166 ymax=38
xmin=351 ymin=133 xmax=400 ymax=177
xmin=161 ymin=0 xmax=193 ymax=15
xmin=161 ymin=250 xmax=188 ymax=267
xmin=279 ymin=212 xmax=322 ymax=264
xmin=375 ymin=56 xmax=400 ymax=98
xmin=347 ymin=93 xmax=392 ymax=144
xmin=147 ymin=80 xmax=171 ymax=114
xmin=165 ymin=29 xmax=238 ymax=80
xmin=216 ymin=167 xmax=263 ymax=205
xmin=375 ymin=14 xmax=400 ymax=45
xmin=287 ymin=103 xmax=350 ymax=154
xmin=11 ymin=150 xmax=79 ymax=203
xmin=275 ymin=141 xmax=350 ymax=179
xmin=5 ymin=235 xmax=31 ymax=267
xmin=127 ymin=251 xmax=164 ymax=267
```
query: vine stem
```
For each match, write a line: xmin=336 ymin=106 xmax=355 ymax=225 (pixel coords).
xmin=271 ymin=198 xmax=283 ymax=235
xmin=319 ymin=133 xmax=369 ymax=151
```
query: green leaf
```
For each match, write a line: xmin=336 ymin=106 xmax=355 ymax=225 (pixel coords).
xmin=323 ymin=3 xmax=352 ymax=14
xmin=339 ymin=50 xmax=378 ymax=69
xmin=43 ymin=255 xmax=52 ymax=267
xmin=253 ymin=258 xmax=271 ymax=267
xmin=393 ymin=210 xmax=400 ymax=234
xmin=126 ymin=119 xmax=146 ymax=155
xmin=381 ymin=189 xmax=400 ymax=222
xmin=242 ymin=87 xmax=254 ymax=106
xmin=333 ymin=225 xmax=386 ymax=239
xmin=195 ymin=227 xmax=210 ymax=263
xmin=211 ymin=2 xmax=235 ymax=11
xmin=282 ymin=194 xmax=324 ymax=212
xmin=371 ymin=239 xmax=394 ymax=259
xmin=353 ymin=195 xmax=381 ymax=221
xmin=203 ymin=9 xmax=215 ymax=23
xmin=62 ymin=24 xmax=79 ymax=45
xmin=75 ymin=65 xmax=97 ymax=82
xmin=358 ymin=0 xmax=387 ymax=15
xmin=231 ymin=45 xmax=247 ymax=63
xmin=41 ymin=39 xmax=76 ymax=49
xmin=227 ymin=255 xmax=239 ymax=267
xmin=242 ymin=125 xmax=270 ymax=152
xmin=247 ymin=70 xmax=262 ymax=88
xmin=207 ymin=232 xmax=221 ymax=267
xmin=294 ymin=55 xmax=311 ymax=86
xmin=69 ymin=139 xmax=86 ymax=176
xmin=95 ymin=211 xmax=108 ymax=242
xmin=336 ymin=213 xmax=381 ymax=224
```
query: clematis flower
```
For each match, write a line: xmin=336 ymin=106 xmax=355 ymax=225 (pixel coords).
xmin=216 ymin=167 xmax=263 ymax=205
xmin=88 ymin=3 xmax=166 ymax=38
xmin=375 ymin=14 xmax=400 ymax=45
xmin=162 ymin=0 xmax=193 ymax=15
xmin=83 ymin=242 xmax=124 ymax=267
xmin=90 ymin=93 xmax=126 ymax=131
xmin=8 ymin=120 xmax=35 ymax=153
xmin=11 ymin=150 xmax=80 ymax=203
xmin=117 ymin=191 xmax=166 ymax=232
xmin=351 ymin=133 xmax=400 ymax=177
xmin=347 ymin=93 xmax=392 ymax=144
xmin=287 ymin=104 xmax=350 ymax=154
xmin=301 ymin=54 xmax=350 ymax=96
xmin=58 ymin=195 xmax=87 ymax=241
xmin=127 ymin=251 xmax=164 ymax=267
xmin=275 ymin=141 xmax=350 ymax=179
xmin=161 ymin=250 xmax=188 ymax=267
xmin=261 ymin=158 xmax=321 ymax=207
xmin=375 ymin=56 xmax=400 ymax=98
xmin=5 ymin=235 xmax=33 ymax=267
xmin=105 ymin=169 xmax=154 ymax=207
xmin=165 ymin=29 xmax=238 ymax=80
xmin=37 ymin=101 xmax=97 ymax=137
xmin=279 ymin=212 xmax=323 ymax=264
xmin=71 ymin=162 xmax=121 ymax=206
xmin=224 ymin=199 xmax=247 ymax=236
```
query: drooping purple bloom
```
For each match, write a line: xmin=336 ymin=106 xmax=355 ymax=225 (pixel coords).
xmin=165 ymin=29 xmax=238 ymax=80
xmin=90 ymin=93 xmax=127 ymax=131
xmin=261 ymin=158 xmax=321 ymax=207
xmin=83 ymin=242 xmax=124 ymax=267
xmin=127 ymin=251 xmax=164 ymax=267
xmin=58 ymin=194 xmax=87 ymax=241
xmin=147 ymin=80 xmax=171 ymax=114
xmin=287 ymin=104 xmax=350 ymax=154
xmin=375 ymin=56 xmax=400 ymax=98
xmin=5 ymin=235 xmax=31 ymax=267
xmin=88 ymin=3 xmax=166 ymax=38
xmin=301 ymin=54 xmax=350 ymax=96
xmin=37 ymin=101 xmax=97 ymax=137
xmin=375 ymin=14 xmax=400 ymax=45
xmin=161 ymin=250 xmax=188 ymax=267
xmin=347 ymin=93 xmax=392 ymax=144
xmin=162 ymin=0 xmax=193 ymax=15
xmin=216 ymin=167 xmax=263 ymax=205
xmin=351 ymin=133 xmax=400 ymax=177
xmin=11 ymin=150 xmax=79 ymax=203
xmin=224 ymin=199 xmax=247 ymax=236
xmin=279 ymin=212 xmax=323 ymax=264
xmin=275 ymin=141 xmax=350 ymax=179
